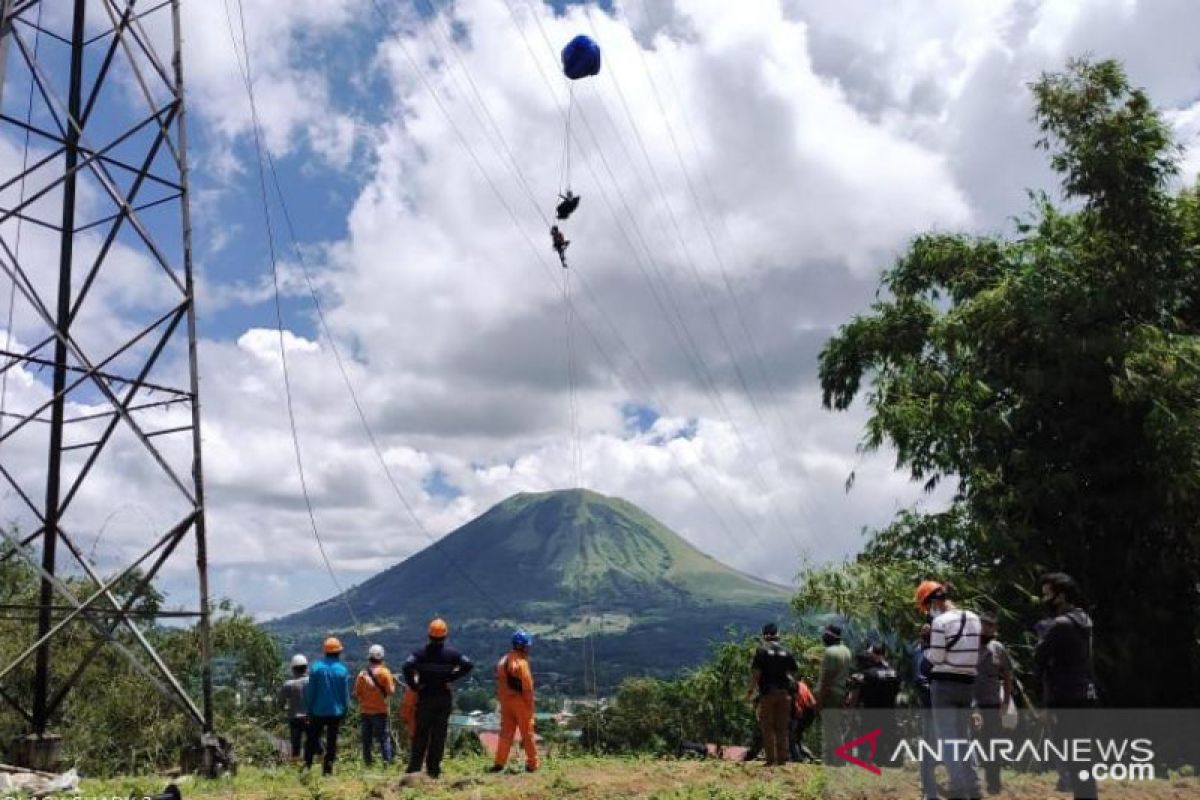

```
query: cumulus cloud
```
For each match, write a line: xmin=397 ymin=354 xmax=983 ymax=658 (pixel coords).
xmin=4 ymin=0 xmax=1199 ymax=619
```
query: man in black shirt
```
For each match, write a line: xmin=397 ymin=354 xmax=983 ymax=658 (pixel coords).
xmin=746 ymin=623 xmax=799 ymax=767
xmin=402 ymin=618 xmax=473 ymax=779
xmin=849 ymin=644 xmax=901 ymax=766
xmin=1035 ymin=573 xmax=1098 ymax=800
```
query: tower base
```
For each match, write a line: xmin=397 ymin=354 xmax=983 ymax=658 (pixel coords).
xmin=181 ymin=733 xmax=235 ymax=778
xmin=9 ymin=733 xmax=63 ymax=773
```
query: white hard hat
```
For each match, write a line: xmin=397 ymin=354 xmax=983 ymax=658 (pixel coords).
xmin=368 ymin=644 xmax=385 ymax=661
xmin=290 ymin=654 xmax=308 ymax=668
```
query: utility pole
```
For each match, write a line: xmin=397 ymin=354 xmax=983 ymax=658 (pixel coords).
xmin=0 ymin=0 xmax=225 ymax=774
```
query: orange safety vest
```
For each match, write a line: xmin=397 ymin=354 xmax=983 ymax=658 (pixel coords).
xmin=794 ymin=680 xmax=817 ymax=715
xmin=495 ymin=651 xmax=534 ymax=706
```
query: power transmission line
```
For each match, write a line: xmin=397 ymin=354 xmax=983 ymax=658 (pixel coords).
xmin=225 ymin=0 xmax=361 ymax=633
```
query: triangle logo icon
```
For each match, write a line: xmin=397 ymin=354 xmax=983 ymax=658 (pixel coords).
xmin=834 ymin=727 xmax=882 ymax=775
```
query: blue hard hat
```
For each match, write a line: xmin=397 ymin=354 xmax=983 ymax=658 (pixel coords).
xmin=512 ymin=629 xmax=533 ymax=648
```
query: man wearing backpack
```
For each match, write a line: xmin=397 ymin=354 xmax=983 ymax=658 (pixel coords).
xmin=917 ymin=581 xmax=981 ymax=800
xmin=355 ymin=644 xmax=396 ymax=767
xmin=746 ymin=623 xmax=799 ymax=767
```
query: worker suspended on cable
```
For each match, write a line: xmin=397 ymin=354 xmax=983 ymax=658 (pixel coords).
xmin=550 ymin=35 xmax=600 ymax=258
xmin=551 ymin=225 xmax=570 ymax=267
xmin=489 ymin=629 xmax=539 ymax=774
xmin=556 ymin=191 xmax=581 ymax=220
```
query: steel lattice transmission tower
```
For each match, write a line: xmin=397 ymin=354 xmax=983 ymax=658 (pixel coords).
xmin=0 ymin=0 xmax=224 ymax=772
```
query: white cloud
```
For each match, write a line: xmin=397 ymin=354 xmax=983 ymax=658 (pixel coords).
xmin=4 ymin=0 xmax=1199 ymax=619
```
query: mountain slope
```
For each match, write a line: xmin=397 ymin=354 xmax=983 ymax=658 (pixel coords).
xmin=267 ymin=489 xmax=791 ymax=690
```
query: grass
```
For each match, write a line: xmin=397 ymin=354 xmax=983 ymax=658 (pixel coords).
xmin=77 ymin=755 xmax=1200 ymax=800
xmin=80 ymin=756 xmax=820 ymax=800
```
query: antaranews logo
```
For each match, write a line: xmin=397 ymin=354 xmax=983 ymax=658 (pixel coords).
xmin=833 ymin=729 xmax=1157 ymax=782
xmin=833 ymin=728 xmax=883 ymax=775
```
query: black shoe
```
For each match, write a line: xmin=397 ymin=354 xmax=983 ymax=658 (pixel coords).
xmin=487 ymin=765 xmax=504 ymax=773
xmin=525 ymin=764 xmax=538 ymax=773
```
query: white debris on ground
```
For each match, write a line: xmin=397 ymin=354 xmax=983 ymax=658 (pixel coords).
xmin=0 ymin=766 xmax=80 ymax=796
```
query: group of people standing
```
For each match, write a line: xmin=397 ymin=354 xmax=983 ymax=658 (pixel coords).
xmin=748 ymin=571 xmax=1097 ymax=800
xmin=277 ymin=618 xmax=540 ymax=779
xmin=909 ymin=573 xmax=1097 ymax=800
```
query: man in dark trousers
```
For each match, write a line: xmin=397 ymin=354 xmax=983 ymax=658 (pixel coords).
xmin=1035 ymin=573 xmax=1098 ymax=800
xmin=973 ymin=612 xmax=1014 ymax=795
xmin=402 ymin=618 xmax=474 ymax=779
xmin=746 ymin=623 xmax=799 ymax=767
xmin=303 ymin=638 xmax=351 ymax=776
xmin=848 ymin=643 xmax=901 ymax=766
xmin=912 ymin=624 xmax=938 ymax=800
xmin=278 ymin=654 xmax=311 ymax=761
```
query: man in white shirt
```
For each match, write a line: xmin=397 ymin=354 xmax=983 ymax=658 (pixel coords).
xmin=916 ymin=581 xmax=981 ymax=800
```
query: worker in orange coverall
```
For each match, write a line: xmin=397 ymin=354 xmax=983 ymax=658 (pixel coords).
xmin=398 ymin=685 xmax=417 ymax=744
xmin=488 ymin=629 xmax=539 ymax=773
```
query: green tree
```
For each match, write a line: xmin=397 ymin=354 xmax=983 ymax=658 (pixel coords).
xmin=819 ymin=58 xmax=1200 ymax=707
xmin=581 ymin=677 xmax=680 ymax=754
xmin=0 ymin=559 xmax=283 ymax=774
xmin=455 ymin=684 xmax=495 ymax=714
xmin=579 ymin=631 xmax=820 ymax=755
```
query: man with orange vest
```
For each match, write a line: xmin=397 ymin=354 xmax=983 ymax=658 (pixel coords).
xmin=791 ymin=678 xmax=818 ymax=762
xmin=488 ymin=629 xmax=539 ymax=773
xmin=398 ymin=685 xmax=417 ymax=744
xmin=354 ymin=644 xmax=396 ymax=766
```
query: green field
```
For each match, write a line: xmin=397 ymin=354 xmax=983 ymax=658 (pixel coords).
xmin=78 ymin=757 xmax=1200 ymax=800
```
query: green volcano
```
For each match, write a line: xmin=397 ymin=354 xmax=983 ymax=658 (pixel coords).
xmin=267 ymin=489 xmax=792 ymax=691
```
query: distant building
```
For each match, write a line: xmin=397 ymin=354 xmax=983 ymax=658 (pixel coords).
xmin=450 ymin=711 xmax=500 ymax=732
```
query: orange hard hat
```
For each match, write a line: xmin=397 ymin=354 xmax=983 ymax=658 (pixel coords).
xmin=323 ymin=636 xmax=343 ymax=654
xmin=428 ymin=618 xmax=448 ymax=639
xmin=915 ymin=581 xmax=945 ymax=611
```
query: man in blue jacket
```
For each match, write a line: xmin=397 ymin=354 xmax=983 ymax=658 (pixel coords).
xmin=304 ymin=637 xmax=351 ymax=776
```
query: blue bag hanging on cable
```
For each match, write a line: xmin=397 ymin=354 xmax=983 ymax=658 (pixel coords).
xmin=551 ymin=35 xmax=601 ymax=267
